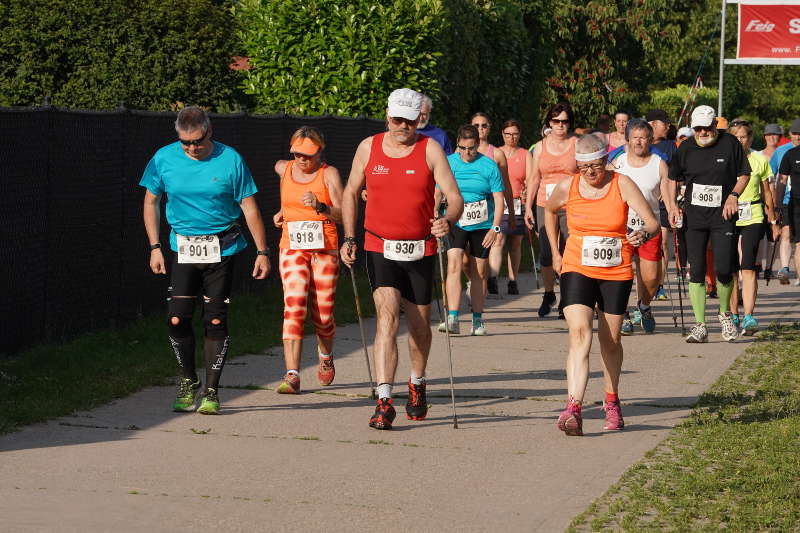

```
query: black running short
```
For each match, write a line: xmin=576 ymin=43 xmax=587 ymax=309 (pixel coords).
xmin=659 ymin=201 xmax=670 ymax=229
xmin=448 ymin=225 xmax=491 ymax=259
xmin=559 ymin=271 xmax=633 ymax=315
xmin=737 ymin=222 xmax=766 ymax=271
xmin=169 ymin=254 xmax=235 ymax=299
xmin=366 ymin=251 xmax=435 ymax=305
xmin=787 ymin=197 xmax=800 ymax=243
xmin=536 ymin=206 xmax=568 ymax=267
xmin=684 ymin=217 xmax=738 ymax=284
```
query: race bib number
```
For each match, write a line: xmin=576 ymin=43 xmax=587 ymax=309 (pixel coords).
xmin=737 ymin=201 xmax=752 ymax=222
xmin=503 ymin=197 xmax=522 ymax=216
xmin=383 ymin=239 xmax=425 ymax=261
xmin=691 ymin=184 xmax=722 ymax=208
xmin=627 ymin=208 xmax=645 ymax=231
xmin=545 ymin=183 xmax=556 ymax=200
xmin=288 ymin=220 xmax=324 ymax=250
xmin=581 ymin=236 xmax=622 ymax=267
xmin=459 ymin=199 xmax=489 ymax=226
xmin=177 ymin=234 xmax=221 ymax=264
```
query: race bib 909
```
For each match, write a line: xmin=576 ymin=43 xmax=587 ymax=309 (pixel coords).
xmin=581 ymin=236 xmax=622 ymax=267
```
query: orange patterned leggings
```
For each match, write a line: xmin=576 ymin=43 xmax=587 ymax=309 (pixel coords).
xmin=279 ymin=249 xmax=339 ymax=340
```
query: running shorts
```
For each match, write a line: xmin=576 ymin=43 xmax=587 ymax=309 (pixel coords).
xmin=169 ymin=254 xmax=235 ymax=299
xmin=737 ymin=222 xmax=766 ymax=271
xmin=684 ymin=218 xmax=738 ymax=284
xmin=559 ymin=271 xmax=632 ymax=315
xmin=366 ymin=251 xmax=435 ymax=305
xmin=500 ymin=214 xmax=525 ymax=236
xmin=659 ymin=202 xmax=670 ymax=229
xmin=633 ymin=231 xmax=663 ymax=262
xmin=788 ymin=197 xmax=800 ymax=244
xmin=449 ymin=225 xmax=491 ymax=259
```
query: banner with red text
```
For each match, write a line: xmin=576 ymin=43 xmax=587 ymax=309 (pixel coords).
xmin=737 ymin=1 xmax=800 ymax=59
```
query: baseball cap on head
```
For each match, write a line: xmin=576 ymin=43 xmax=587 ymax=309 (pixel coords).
xmin=791 ymin=118 xmax=800 ymax=133
xmin=690 ymin=105 xmax=716 ymax=128
xmin=387 ymin=88 xmax=423 ymax=121
xmin=645 ymin=109 xmax=669 ymax=123
xmin=764 ymin=123 xmax=783 ymax=135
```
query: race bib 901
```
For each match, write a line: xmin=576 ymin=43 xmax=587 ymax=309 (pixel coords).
xmin=691 ymin=184 xmax=722 ymax=207
xmin=177 ymin=234 xmax=221 ymax=264
xmin=459 ymin=199 xmax=489 ymax=226
xmin=383 ymin=239 xmax=425 ymax=261
xmin=581 ymin=236 xmax=622 ymax=267
xmin=288 ymin=220 xmax=324 ymax=250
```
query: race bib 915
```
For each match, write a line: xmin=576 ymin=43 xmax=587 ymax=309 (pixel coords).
xmin=581 ymin=236 xmax=622 ymax=267
xmin=627 ymin=208 xmax=645 ymax=231
xmin=383 ymin=239 xmax=425 ymax=261
xmin=691 ymin=184 xmax=722 ymax=207
xmin=177 ymin=234 xmax=221 ymax=264
xmin=288 ymin=220 xmax=324 ymax=250
xmin=459 ymin=199 xmax=489 ymax=226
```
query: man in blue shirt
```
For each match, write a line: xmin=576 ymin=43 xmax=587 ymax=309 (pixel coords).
xmin=417 ymin=94 xmax=453 ymax=155
xmin=773 ymin=118 xmax=800 ymax=283
xmin=140 ymin=106 xmax=270 ymax=415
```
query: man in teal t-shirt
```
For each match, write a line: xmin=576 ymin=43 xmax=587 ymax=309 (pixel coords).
xmin=139 ymin=106 xmax=270 ymax=415
xmin=438 ymin=124 xmax=505 ymax=336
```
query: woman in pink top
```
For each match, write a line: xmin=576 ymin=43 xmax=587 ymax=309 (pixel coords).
xmin=524 ymin=102 xmax=577 ymax=318
xmin=606 ymin=110 xmax=630 ymax=152
xmin=490 ymin=119 xmax=533 ymax=295
xmin=469 ymin=112 xmax=516 ymax=296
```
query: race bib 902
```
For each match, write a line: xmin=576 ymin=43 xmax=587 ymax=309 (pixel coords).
xmin=459 ymin=199 xmax=489 ymax=226
xmin=288 ymin=220 xmax=324 ymax=250
xmin=177 ymin=234 xmax=221 ymax=264
xmin=581 ymin=236 xmax=622 ymax=267
xmin=383 ymin=239 xmax=425 ymax=261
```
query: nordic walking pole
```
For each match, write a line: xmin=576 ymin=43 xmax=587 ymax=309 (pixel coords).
xmin=435 ymin=237 xmax=459 ymax=429
xmin=765 ymin=235 xmax=779 ymax=286
xmin=347 ymin=247 xmax=375 ymax=399
xmin=525 ymin=227 xmax=540 ymax=289
xmin=673 ymin=229 xmax=687 ymax=335
xmin=662 ymin=246 xmax=679 ymax=328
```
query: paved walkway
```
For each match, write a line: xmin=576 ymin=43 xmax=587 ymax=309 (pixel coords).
xmin=2 ymin=272 xmax=798 ymax=532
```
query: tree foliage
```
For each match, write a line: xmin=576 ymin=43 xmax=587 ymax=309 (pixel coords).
xmin=0 ymin=0 xmax=243 ymax=110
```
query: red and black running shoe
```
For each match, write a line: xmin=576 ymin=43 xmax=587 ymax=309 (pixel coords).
xmin=368 ymin=398 xmax=396 ymax=430
xmin=405 ymin=380 xmax=428 ymax=420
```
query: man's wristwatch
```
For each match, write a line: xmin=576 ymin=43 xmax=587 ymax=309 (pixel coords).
xmin=256 ymin=249 xmax=270 ymax=256
xmin=344 ymin=236 xmax=357 ymax=246
xmin=491 ymin=225 xmax=501 ymax=233
xmin=149 ymin=243 xmax=161 ymax=251
xmin=730 ymin=191 xmax=740 ymax=199
xmin=315 ymin=202 xmax=329 ymax=215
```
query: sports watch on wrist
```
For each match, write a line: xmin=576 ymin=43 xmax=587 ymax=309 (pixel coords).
xmin=256 ymin=248 xmax=270 ymax=256
xmin=491 ymin=225 xmax=501 ymax=233
xmin=149 ymin=243 xmax=161 ymax=250
xmin=730 ymin=191 xmax=740 ymax=198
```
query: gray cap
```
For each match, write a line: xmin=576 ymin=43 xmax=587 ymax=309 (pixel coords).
xmin=764 ymin=123 xmax=783 ymax=135
xmin=791 ymin=118 xmax=800 ymax=133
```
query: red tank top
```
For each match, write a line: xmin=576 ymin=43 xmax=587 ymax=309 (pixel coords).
xmin=561 ymin=172 xmax=633 ymax=281
xmin=364 ymin=133 xmax=436 ymax=255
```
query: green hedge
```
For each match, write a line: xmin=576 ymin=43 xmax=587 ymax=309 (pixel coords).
xmin=236 ymin=0 xmax=536 ymax=139
xmin=0 ymin=0 xmax=243 ymax=110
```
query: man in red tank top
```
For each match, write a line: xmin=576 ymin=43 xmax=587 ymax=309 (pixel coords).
xmin=341 ymin=88 xmax=463 ymax=430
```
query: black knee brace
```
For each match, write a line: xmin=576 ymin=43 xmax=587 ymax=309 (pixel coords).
xmin=167 ymin=297 xmax=195 ymax=339
xmin=203 ymin=297 xmax=229 ymax=340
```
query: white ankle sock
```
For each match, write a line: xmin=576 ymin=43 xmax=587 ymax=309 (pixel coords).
xmin=376 ymin=383 xmax=392 ymax=399
xmin=410 ymin=374 xmax=424 ymax=386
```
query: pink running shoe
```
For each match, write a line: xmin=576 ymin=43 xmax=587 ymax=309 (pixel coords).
xmin=557 ymin=406 xmax=583 ymax=436
xmin=603 ymin=400 xmax=625 ymax=430
xmin=317 ymin=356 xmax=335 ymax=386
xmin=276 ymin=373 xmax=300 ymax=394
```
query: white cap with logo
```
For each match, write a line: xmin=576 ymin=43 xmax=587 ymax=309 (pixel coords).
xmin=387 ymin=88 xmax=423 ymax=121
xmin=690 ymin=105 xmax=716 ymax=128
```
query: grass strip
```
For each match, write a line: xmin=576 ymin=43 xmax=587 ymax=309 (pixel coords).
xmin=569 ymin=323 xmax=800 ymax=532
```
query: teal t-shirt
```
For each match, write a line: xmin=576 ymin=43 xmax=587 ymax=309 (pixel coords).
xmin=139 ymin=141 xmax=257 ymax=255
xmin=447 ymin=152 xmax=504 ymax=230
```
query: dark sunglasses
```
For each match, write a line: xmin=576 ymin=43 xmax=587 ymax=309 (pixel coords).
xmin=389 ymin=116 xmax=417 ymax=126
xmin=178 ymin=130 xmax=209 ymax=146
xmin=730 ymin=119 xmax=750 ymax=127
xmin=473 ymin=123 xmax=490 ymax=129
xmin=550 ymin=118 xmax=569 ymax=125
xmin=457 ymin=144 xmax=478 ymax=152
xmin=693 ymin=126 xmax=715 ymax=133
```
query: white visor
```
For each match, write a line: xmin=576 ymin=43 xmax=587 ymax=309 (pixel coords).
xmin=575 ymin=149 xmax=607 ymax=162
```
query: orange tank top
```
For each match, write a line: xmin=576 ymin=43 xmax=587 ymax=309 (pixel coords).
xmin=279 ymin=161 xmax=338 ymax=250
xmin=504 ymin=147 xmax=526 ymax=198
xmin=537 ymin=137 xmax=577 ymax=207
xmin=561 ymin=172 xmax=633 ymax=281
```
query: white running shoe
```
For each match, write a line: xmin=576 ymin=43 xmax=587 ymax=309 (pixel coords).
xmin=718 ymin=312 xmax=738 ymax=342
xmin=685 ymin=322 xmax=708 ymax=343
xmin=470 ymin=318 xmax=487 ymax=336
xmin=438 ymin=315 xmax=460 ymax=334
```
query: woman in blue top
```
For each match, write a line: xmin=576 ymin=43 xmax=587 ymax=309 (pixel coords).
xmin=437 ymin=124 xmax=505 ymax=336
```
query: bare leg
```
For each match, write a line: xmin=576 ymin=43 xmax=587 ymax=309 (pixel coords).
xmin=403 ymin=301 xmax=432 ymax=378
xmin=542 ymin=266 xmax=556 ymax=291
xmin=506 ymin=235 xmax=523 ymax=281
xmin=794 ymin=242 xmax=800 ymax=278
xmin=563 ymin=304 xmax=594 ymax=402
xmin=780 ymin=226 xmax=791 ymax=269
xmin=446 ymin=248 xmax=464 ymax=314
xmin=282 ymin=339 xmax=302 ymax=371
xmin=596 ymin=311 xmax=624 ymax=394
xmin=471 ymin=257 xmax=489 ymax=313
xmin=372 ymin=287 xmax=401 ymax=384
xmin=489 ymin=233 xmax=506 ymax=279
xmin=740 ymin=270 xmax=757 ymax=315
xmin=637 ymin=258 xmax=662 ymax=306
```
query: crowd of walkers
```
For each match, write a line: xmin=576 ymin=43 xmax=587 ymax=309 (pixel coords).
xmin=140 ymin=89 xmax=800 ymax=435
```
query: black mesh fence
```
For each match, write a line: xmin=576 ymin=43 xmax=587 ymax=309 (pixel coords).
xmin=1 ymin=106 xmax=384 ymax=355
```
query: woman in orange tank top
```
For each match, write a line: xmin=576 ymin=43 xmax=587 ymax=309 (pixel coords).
xmin=272 ymin=126 xmax=343 ymax=394
xmin=545 ymin=133 xmax=659 ymax=437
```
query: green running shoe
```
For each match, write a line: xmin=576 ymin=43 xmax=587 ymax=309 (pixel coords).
xmin=620 ymin=314 xmax=634 ymax=336
xmin=631 ymin=307 xmax=642 ymax=326
xmin=173 ymin=378 xmax=201 ymax=412
xmin=197 ymin=388 xmax=220 ymax=415
xmin=741 ymin=314 xmax=759 ymax=336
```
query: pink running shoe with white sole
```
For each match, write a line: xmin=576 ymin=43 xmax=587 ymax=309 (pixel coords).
xmin=603 ymin=400 xmax=624 ymax=430
xmin=557 ymin=406 xmax=583 ymax=436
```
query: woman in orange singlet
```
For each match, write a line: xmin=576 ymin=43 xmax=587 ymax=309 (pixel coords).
xmin=545 ymin=133 xmax=659 ymax=436
xmin=272 ymin=126 xmax=343 ymax=394
xmin=524 ymin=102 xmax=577 ymax=318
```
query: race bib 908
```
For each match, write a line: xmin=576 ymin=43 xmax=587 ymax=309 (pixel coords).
xmin=177 ymin=234 xmax=221 ymax=264
xmin=691 ymin=184 xmax=722 ymax=208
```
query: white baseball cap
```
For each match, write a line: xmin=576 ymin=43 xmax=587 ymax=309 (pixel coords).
xmin=690 ymin=105 xmax=716 ymax=128
xmin=387 ymin=88 xmax=423 ymax=121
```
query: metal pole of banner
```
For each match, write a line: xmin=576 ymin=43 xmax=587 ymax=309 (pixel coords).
xmin=718 ymin=0 xmax=727 ymax=116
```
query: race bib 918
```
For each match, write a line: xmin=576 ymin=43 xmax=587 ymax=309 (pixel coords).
xmin=383 ymin=239 xmax=425 ymax=261
xmin=459 ymin=199 xmax=489 ymax=226
xmin=177 ymin=234 xmax=221 ymax=264
xmin=691 ymin=184 xmax=722 ymax=207
xmin=581 ymin=236 xmax=622 ymax=267
xmin=288 ymin=220 xmax=324 ymax=250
